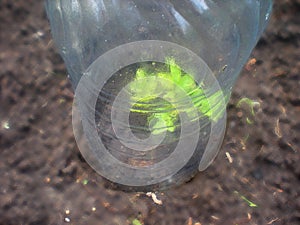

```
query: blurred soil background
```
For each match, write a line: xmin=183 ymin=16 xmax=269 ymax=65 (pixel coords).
xmin=0 ymin=0 xmax=299 ymax=224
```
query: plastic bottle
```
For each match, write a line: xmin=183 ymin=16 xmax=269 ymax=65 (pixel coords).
xmin=46 ymin=0 xmax=272 ymax=190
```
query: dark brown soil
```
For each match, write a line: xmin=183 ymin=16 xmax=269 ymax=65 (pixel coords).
xmin=0 ymin=0 xmax=299 ymax=224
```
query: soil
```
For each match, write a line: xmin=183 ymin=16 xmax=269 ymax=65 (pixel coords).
xmin=0 ymin=0 xmax=299 ymax=225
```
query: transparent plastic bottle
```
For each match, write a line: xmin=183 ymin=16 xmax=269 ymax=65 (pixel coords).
xmin=46 ymin=0 xmax=272 ymax=190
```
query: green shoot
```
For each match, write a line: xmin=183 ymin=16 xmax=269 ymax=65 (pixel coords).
xmin=82 ymin=179 xmax=89 ymax=185
xmin=234 ymin=191 xmax=258 ymax=208
xmin=236 ymin=98 xmax=259 ymax=116
xmin=237 ymin=97 xmax=260 ymax=124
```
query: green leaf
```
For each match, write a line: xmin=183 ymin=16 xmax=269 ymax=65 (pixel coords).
xmin=136 ymin=68 xmax=146 ymax=79
xmin=178 ymin=74 xmax=196 ymax=92
xmin=132 ymin=218 xmax=143 ymax=225
xmin=167 ymin=58 xmax=181 ymax=82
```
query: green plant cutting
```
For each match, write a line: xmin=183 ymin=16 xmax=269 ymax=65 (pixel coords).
xmin=128 ymin=58 xmax=224 ymax=134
